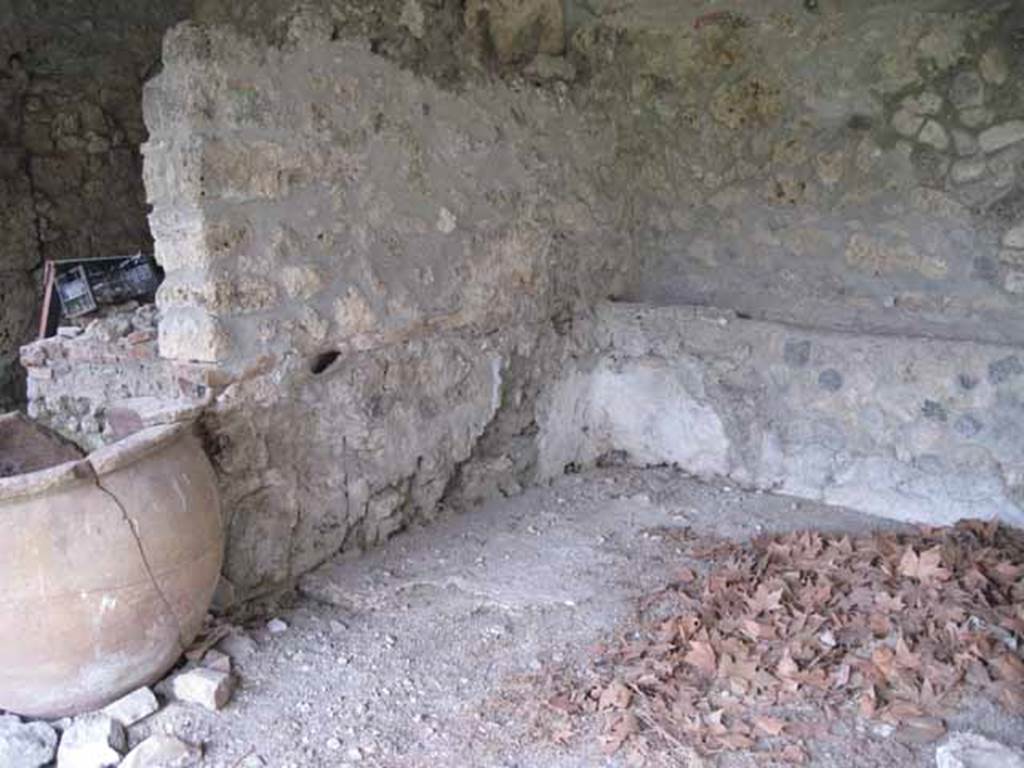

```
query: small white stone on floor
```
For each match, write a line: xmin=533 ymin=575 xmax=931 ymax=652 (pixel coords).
xmin=936 ymin=732 xmax=1024 ymax=768
xmin=267 ymin=618 xmax=289 ymax=634
xmin=202 ymin=648 xmax=232 ymax=673
xmin=346 ymin=746 xmax=363 ymax=761
xmin=326 ymin=737 xmax=342 ymax=750
xmin=218 ymin=630 xmax=258 ymax=658
xmin=0 ymin=714 xmax=57 ymax=768
xmin=101 ymin=686 xmax=159 ymax=726
xmin=171 ymin=667 xmax=235 ymax=711
xmin=56 ymin=714 xmax=126 ymax=768
xmin=120 ymin=735 xmax=201 ymax=768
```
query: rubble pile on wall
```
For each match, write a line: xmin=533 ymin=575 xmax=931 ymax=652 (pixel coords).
xmin=19 ymin=304 xmax=208 ymax=451
xmin=0 ymin=1 xmax=191 ymax=407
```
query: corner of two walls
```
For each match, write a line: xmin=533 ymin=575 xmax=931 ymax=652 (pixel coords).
xmin=143 ymin=18 xmax=628 ymax=597
xmin=537 ymin=303 xmax=1024 ymax=527
xmin=145 ymin=0 xmax=1024 ymax=597
xmin=535 ymin=0 xmax=1024 ymax=528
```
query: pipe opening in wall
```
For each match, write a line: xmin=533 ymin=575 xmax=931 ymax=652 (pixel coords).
xmin=310 ymin=350 xmax=341 ymax=375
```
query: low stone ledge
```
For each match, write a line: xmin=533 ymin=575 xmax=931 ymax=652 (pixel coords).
xmin=539 ymin=302 xmax=1024 ymax=527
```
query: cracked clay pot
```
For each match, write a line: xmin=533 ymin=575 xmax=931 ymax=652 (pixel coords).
xmin=0 ymin=416 xmax=223 ymax=718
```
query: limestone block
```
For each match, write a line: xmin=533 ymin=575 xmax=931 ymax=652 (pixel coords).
xmin=0 ymin=715 xmax=57 ymax=768
xmin=918 ymin=120 xmax=949 ymax=151
xmin=150 ymin=212 xmax=205 ymax=271
xmin=142 ymin=137 xmax=203 ymax=205
xmin=101 ymin=687 xmax=159 ymax=727
xmin=334 ymin=288 xmax=379 ymax=338
xmin=199 ymin=139 xmax=295 ymax=201
xmin=979 ymin=47 xmax=1009 ymax=85
xmin=979 ymin=121 xmax=1024 ymax=154
xmin=901 ymin=91 xmax=943 ymax=116
xmin=56 ymin=715 xmax=126 ymax=768
xmin=465 ymin=0 xmax=565 ymax=64
xmin=952 ymin=129 xmax=979 ymax=156
xmin=158 ymin=308 xmax=231 ymax=363
xmin=951 ymin=158 xmax=986 ymax=184
xmin=170 ymin=668 xmax=234 ymax=711
xmin=890 ymin=108 xmax=922 ymax=138
xmin=280 ymin=266 xmax=323 ymax=300
xmin=948 ymin=71 xmax=984 ymax=111
xmin=120 ymin=735 xmax=200 ymax=768
xmin=961 ymin=107 xmax=994 ymax=129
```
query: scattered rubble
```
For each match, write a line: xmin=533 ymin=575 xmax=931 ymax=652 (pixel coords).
xmin=120 ymin=735 xmax=202 ymax=768
xmin=170 ymin=668 xmax=235 ymax=712
xmin=266 ymin=618 xmax=289 ymax=635
xmin=201 ymin=649 xmax=232 ymax=674
xmin=19 ymin=302 xmax=205 ymax=451
xmin=56 ymin=714 xmax=126 ymax=768
xmin=217 ymin=630 xmax=258 ymax=660
xmin=101 ymin=687 xmax=159 ymax=728
xmin=0 ymin=638 xmax=242 ymax=766
xmin=0 ymin=714 xmax=58 ymax=768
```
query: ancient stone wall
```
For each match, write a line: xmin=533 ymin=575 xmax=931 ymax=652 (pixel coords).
xmin=0 ymin=8 xmax=36 ymax=410
xmin=142 ymin=16 xmax=626 ymax=597
xmin=19 ymin=0 xmax=1024 ymax=601
xmin=540 ymin=302 xmax=1024 ymax=527
xmin=0 ymin=0 xmax=191 ymax=408
xmin=570 ymin=0 xmax=1024 ymax=345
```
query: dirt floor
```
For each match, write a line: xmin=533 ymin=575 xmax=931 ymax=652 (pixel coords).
xmin=135 ymin=468 xmax=1024 ymax=767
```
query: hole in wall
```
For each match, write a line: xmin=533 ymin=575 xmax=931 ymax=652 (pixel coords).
xmin=310 ymin=350 xmax=341 ymax=375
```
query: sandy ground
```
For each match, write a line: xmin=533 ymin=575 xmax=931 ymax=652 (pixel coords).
xmin=134 ymin=467 xmax=1024 ymax=767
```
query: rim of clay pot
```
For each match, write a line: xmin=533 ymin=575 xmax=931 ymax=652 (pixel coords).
xmin=88 ymin=422 xmax=192 ymax=477
xmin=0 ymin=422 xmax=194 ymax=503
xmin=0 ymin=459 xmax=96 ymax=503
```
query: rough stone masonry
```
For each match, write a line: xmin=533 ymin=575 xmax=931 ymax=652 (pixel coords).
xmin=0 ymin=1 xmax=192 ymax=408
xmin=11 ymin=0 xmax=1024 ymax=602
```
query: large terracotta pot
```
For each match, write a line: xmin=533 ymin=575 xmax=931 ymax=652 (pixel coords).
xmin=0 ymin=419 xmax=223 ymax=718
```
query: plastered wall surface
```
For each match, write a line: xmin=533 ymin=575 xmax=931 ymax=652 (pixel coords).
xmin=540 ymin=302 xmax=1024 ymax=527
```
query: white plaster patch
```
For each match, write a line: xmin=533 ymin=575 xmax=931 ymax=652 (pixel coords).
xmin=399 ymin=0 xmax=426 ymax=38
xmin=437 ymin=207 xmax=457 ymax=234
